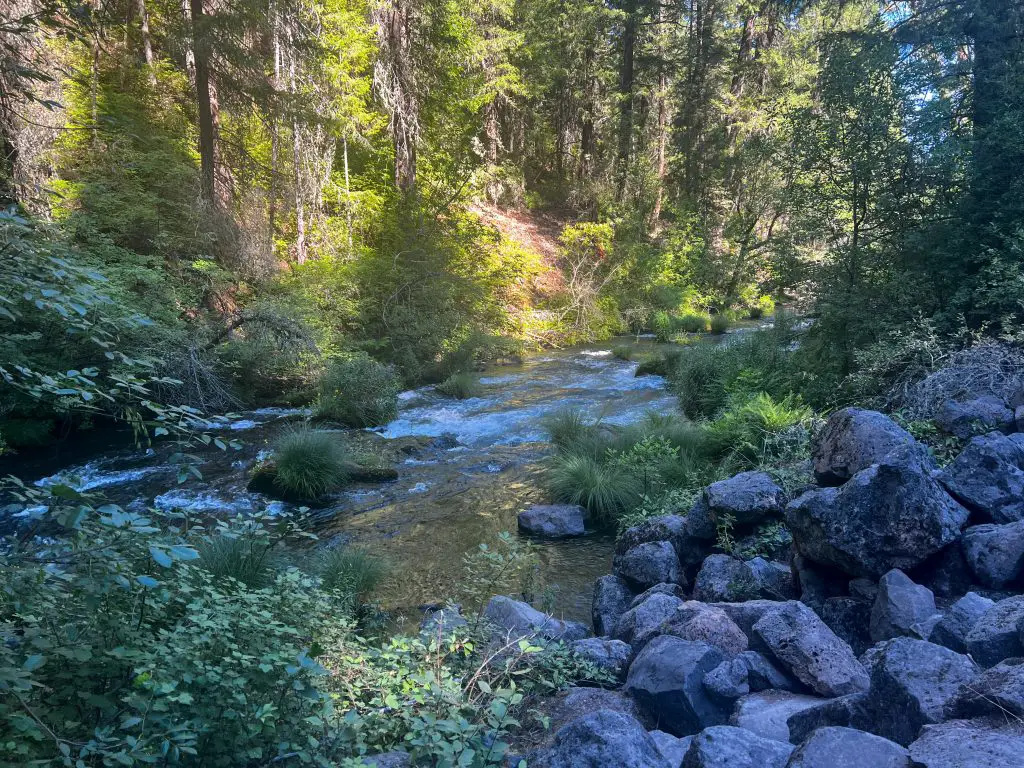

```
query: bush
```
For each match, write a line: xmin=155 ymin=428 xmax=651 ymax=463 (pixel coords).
xmin=652 ymin=311 xmax=674 ymax=342
xmin=196 ymin=533 xmax=285 ymax=589
xmin=315 ymin=352 xmax=402 ymax=427
xmin=678 ymin=312 xmax=711 ymax=333
xmin=436 ymin=372 xmax=482 ymax=399
xmin=710 ymin=314 xmax=731 ymax=334
xmin=316 ymin=546 xmax=388 ymax=609
xmin=706 ymin=393 xmax=810 ymax=467
xmin=547 ymin=453 xmax=642 ymax=525
xmin=273 ymin=426 xmax=350 ymax=499
xmin=612 ymin=344 xmax=634 ymax=361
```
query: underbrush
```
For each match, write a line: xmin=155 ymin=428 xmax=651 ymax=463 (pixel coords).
xmin=273 ymin=426 xmax=350 ymax=498
xmin=315 ymin=353 xmax=402 ymax=427
xmin=436 ymin=372 xmax=483 ymax=399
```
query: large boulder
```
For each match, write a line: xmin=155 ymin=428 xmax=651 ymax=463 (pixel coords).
xmin=518 ymin=504 xmax=586 ymax=537
xmin=907 ymin=717 xmax=1024 ymax=768
xmin=965 ymin=595 xmax=1024 ymax=667
xmin=702 ymin=471 xmax=786 ymax=526
xmin=929 ymin=592 xmax=995 ymax=654
xmin=936 ymin=396 xmax=1015 ymax=440
xmin=527 ymin=710 xmax=670 ymax=768
xmin=785 ymin=693 xmax=871 ymax=745
xmin=702 ymin=651 xmax=800 ymax=707
xmin=614 ymin=591 xmax=686 ymax=647
xmin=650 ymin=731 xmax=692 ymax=768
xmin=592 ymin=575 xmax=636 ymax=636
xmin=729 ymin=691 xmax=824 ymax=742
xmin=860 ymin=637 xmax=980 ymax=746
xmin=785 ymin=456 xmax=970 ymax=579
xmin=811 ymin=408 xmax=921 ymax=485
xmin=614 ymin=541 xmax=682 ymax=590
xmin=658 ymin=601 xmax=750 ymax=656
xmin=624 ymin=636 xmax=727 ymax=736
xmin=540 ymin=687 xmax=650 ymax=733
xmin=571 ymin=638 xmax=632 ymax=680
xmin=483 ymin=596 xmax=588 ymax=642
xmin=748 ymin=557 xmax=797 ymax=601
xmin=692 ymin=555 xmax=760 ymax=603
xmin=870 ymin=569 xmax=939 ymax=642
xmin=961 ymin=521 xmax=1024 ymax=588
xmin=946 ymin=657 xmax=1024 ymax=720
xmin=786 ymin=727 xmax=909 ymax=768
xmin=681 ymin=726 xmax=793 ymax=768
xmin=752 ymin=601 xmax=869 ymax=696
xmin=938 ymin=432 xmax=1024 ymax=524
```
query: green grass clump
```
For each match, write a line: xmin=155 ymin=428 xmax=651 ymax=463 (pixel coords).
xmin=435 ymin=372 xmax=482 ymax=399
xmin=678 ymin=312 xmax=711 ymax=333
xmin=612 ymin=345 xmax=634 ymax=361
xmin=547 ymin=453 xmax=643 ymax=525
xmin=316 ymin=547 xmax=387 ymax=609
xmin=710 ymin=314 xmax=731 ymax=334
xmin=273 ymin=427 xmax=350 ymax=499
xmin=315 ymin=353 xmax=402 ymax=427
xmin=652 ymin=311 xmax=674 ymax=343
xmin=196 ymin=535 xmax=284 ymax=589
xmin=706 ymin=392 xmax=810 ymax=467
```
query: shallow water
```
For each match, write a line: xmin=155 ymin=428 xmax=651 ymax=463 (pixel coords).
xmin=10 ymin=336 xmax=686 ymax=623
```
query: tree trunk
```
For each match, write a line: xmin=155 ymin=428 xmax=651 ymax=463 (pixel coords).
xmin=651 ymin=4 xmax=669 ymax=224
xmin=137 ymin=0 xmax=156 ymax=85
xmin=287 ymin=35 xmax=306 ymax=264
xmin=374 ymin=0 xmax=418 ymax=193
xmin=615 ymin=0 xmax=638 ymax=201
xmin=190 ymin=0 xmax=217 ymax=206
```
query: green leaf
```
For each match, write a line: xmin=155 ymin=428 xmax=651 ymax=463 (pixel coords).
xmin=149 ymin=546 xmax=173 ymax=568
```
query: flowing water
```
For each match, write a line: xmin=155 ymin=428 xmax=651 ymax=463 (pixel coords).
xmin=7 ymin=336 xmax=690 ymax=624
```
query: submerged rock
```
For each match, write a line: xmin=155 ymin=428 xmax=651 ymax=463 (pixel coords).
xmin=517 ymin=504 xmax=586 ymax=538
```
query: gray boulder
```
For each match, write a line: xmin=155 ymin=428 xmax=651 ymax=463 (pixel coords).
xmin=630 ymin=582 xmax=686 ymax=607
xmin=907 ymin=717 xmax=1024 ymax=768
xmin=618 ymin=514 xmax=710 ymax=575
xmin=748 ymin=557 xmax=797 ymax=600
xmin=936 ymin=396 xmax=1015 ymax=440
xmin=483 ymin=596 xmax=588 ymax=642
xmin=711 ymin=599 xmax=792 ymax=648
xmin=693 ymin=555 xmax=760 ymax=603
xmin=938 ymin=432 xmax=1024 ymax=523
xmin=617 ymin=515 xmax=688 ymax=555
xmin=752 ymin=601 xmax=869 ymax=696
xmin=820 ymin=597 xmax=873 ymax=656
xmin=614 ymin=541 xmax=682 ymax=590
xmin=624 ymin=636 xmax=727 ymax=736
xmin=592 ymin=575 xmax=636 ymax=636
xmin=870 ymin=569 xmax=939 ymax=642
xmin=703 ymin=471 xmax=786 ymax=526
xmin=729 ymin=691 xmax=824 ymax=742
xmin=541 ymin=687 xmax=650 ymax=733
xmin=528 ymin=709 xmax=670 ymax=768
xmin=658 ymin=601 xmax=750 ymax=656
xmin=682 ymin=725 xmax=793 ymax=768
xmin=965 ymin=595 xmax=1024 ymax=667
xmin=572 ymin=637 xmax=632 ymax=680
xmin=861 ymin=637 xmax=980 ymax=746
xmin=518 ymin=504 xmax=586 ymax=537
xmin=811 ymin=408 xmax=920 ymax=486
xmin=929 ymin=592 xmax=995 ymax=653
xmin=650 ymin=730 xmax=691 ymax=768
xmin=614 ymin=591 xmax=686 ymax=647
xmin=946 ymin=657 xmax=1024 ymax=720
xmin=702 ymin=651 xmax=800 ymax=706
xmin=785 ymin=457 xmax=969 ymax=578
xmin=786 ymin=727 xmax=909 ymax=768
xmin=962 ymin=521 xmax=1024 ymax=588
xmin=419 ymin=605 xmax=468 ymax=637
xmin=785 ymin=693 xmax=871 ymax=745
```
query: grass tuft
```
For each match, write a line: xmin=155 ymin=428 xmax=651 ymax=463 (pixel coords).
xmin=710 ymin=314 xmax=731 ymax=334
xmin=547 ymin=453 xmax=643 ymax=525
xmin=435 ymin=372 xmax=482 ymax=399
xmin=273 ymin=426 xmax=350 ymax=499
xmin=612 ymin=345 xmax=634 ymax=361
xmin=196 ymin=535 xmax=284 ymax=589
xmin=315 ymin=547 xmax=387 ymax=609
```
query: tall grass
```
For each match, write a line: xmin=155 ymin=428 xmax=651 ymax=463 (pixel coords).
xmin=547 ymin=453 xmax=643 ymax=524
xmin=196 ymin=535 xmax=284 ymax=589
xmin=678 ymin=312 xmax=711 ymax=333
xmin=710 ymin=314 xmax=731 ymax=334
xmin=273 ymin=426 xmax=350 ymax=499
xmin=316 ymin=547 xmax=387 ymax=609
xmin=435 ymin=372 xmax=482 ymax=399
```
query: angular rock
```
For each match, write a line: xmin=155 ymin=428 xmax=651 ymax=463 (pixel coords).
xmin=528 ymin=710 xmax=670 ymax=768
xmin=930 ymin=592 xmax=995 ymax=653
xmin=785 ymin=457 xmax=970 ymax=579
xmin=786 ymin=727 xmax=909 ymax=768
xmin=820 ymin=597 xmax=872 ymax=656
xmin=650 ymin=730 xmax=691 ymax=768
xmin=624 ymin=636 xmax=727 ymax=736
xmin=936 ymin=396 xmax=1015 ymax=440
xmin=659 ymin=601 xmax=749 ymax=656
xmin=419 ymin=605 xmax=468 ymax=637
xmin=729 ymin=691 xmax=824 ymax=742
xmin=681 ymin=725 xmax=793 ymax=768
xmin=946 ymin=657 xmax=1024 ymax=720
xmin=965 ymin=595 xmax=1024 ymax=667
xmin=518 ymin=504 xmax=586 ymax=537
xmin=785 ymin=693 xmax=871 ymax=745
xmin=629 ymin=582 xmax=686 ymax=608
xmin=702 ymin=651 xmax=799 ymax=706
xmin=748 ymin=557 xmax=797 ymax=600
xmin=752 ymin=601 xmax=869 ymax=696
xmin=542 ymin=687 xmax=649 ymax=733
xmin=572 ymin=637 xmax=632 ymax=680
xmin=693 ymin=555 xmax=760 ymax=603
xmin=615 ymin=591 xmax=686 ymax=647
xmin=870 ymin=569 xmax=939 ymax=642
xmin=614 ymin=541 xmax=682 ymax=590
xmin=811 ymin=408 xmax=920 ymax=486
xmin=592 ymin=575 xmax=636 ymax=636
xmin=962 ymin=521 xmax=1024 ymax=589
xmin=938 ymin=432 xmax=1024 ymax=524
xmin=861 ymin=637 xmax=980 ymax=745
xmin=909 ymin=545 xmax=975 ymax=598
xmin=711 ymin=599 xmax=791 ymax=649
xmin=907 ymin=717 xmax=1024 ymax=768
xmin=702 ymin=471 xmax=786 ymax=526
xmin=483 ymin=596 xmax=588 ymax=642
xmin=616 ymin=515 xmax=688 ymax=556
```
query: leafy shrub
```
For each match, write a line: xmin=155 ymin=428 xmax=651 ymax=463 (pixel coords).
xmin=315 ymin=353 xmax=402 ymax=427
xmin=547 ymin=453 xmax=642 ymax=525
xmin=612 ymin=344 xmax=634 ymax=361
xmin=710 ymin=314 xmax=731 ymax=334
xmin=670 ymin=341 xmax=734 ymax=419
xmin=316 ymin=547 xmax=388 ymax=609
xmin=274 ymin=426 xmax=350 ymax=499
xmin=436 ymin=372 xmax=483 ymax=399
xmin=706 ymin=393 xmax=810 ymax=467
xmin=678 ymin=312 xmax=711 ymax=333
xmin=652 ymin=311 xmax=674 ymax=342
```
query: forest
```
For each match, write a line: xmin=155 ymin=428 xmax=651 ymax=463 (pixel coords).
xmin=2 ymin=0 xmax=1024 ymax=765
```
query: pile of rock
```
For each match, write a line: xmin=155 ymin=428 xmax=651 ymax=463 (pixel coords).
xmin=515 ymin=406 xmax=1024 ymax=767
